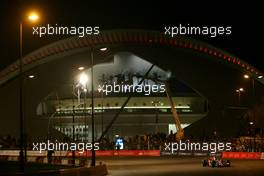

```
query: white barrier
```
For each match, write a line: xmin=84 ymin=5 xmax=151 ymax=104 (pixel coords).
xmin=261 ymin=152 xmax=264 ymax=160
xmin=7 ymin=156 xmax=19 ymax=161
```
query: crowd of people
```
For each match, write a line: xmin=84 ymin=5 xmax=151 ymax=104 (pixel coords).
xmin=230 ymin=136 xmax=264 ymax=152
xmin=100 ymin=132 xmax=167 ymax=150
xmin=0 ymin=135 xmax=18 ymax=149
xmin=1 ymin=133 xmax=264 ymax=152
xmin=99 ymin=132 xmax=264 ymax=152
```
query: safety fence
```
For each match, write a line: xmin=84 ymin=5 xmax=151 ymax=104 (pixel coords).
xmin=1 ymin=150 xmax=264 ymax=165
xmin=222 ymin=152 xmax=264 ymax=160
xmin=0 ymin=150 xmax=160 ymax=165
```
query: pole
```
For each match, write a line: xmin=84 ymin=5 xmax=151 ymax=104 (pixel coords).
xmin=91 ymin=48 xmax=96 ymax=166
xmin=72 ymin=88 xmax=75 ymax=165
xmin=101 ymin=92 xmax=104 ymax=135
xmin=84 ymin=87 xmax=88 ymax=158
xmin=155 ymin=102 xmax=158 ymax=133
xmin=19 ymin=22 xmax=25 ymax=172
xmin=252 ymin=79 xmax=255 ymax=103
xmin=78 ymin=87 xmax=80 ymax=105
xmin=84 ymin=89 xmax=87 ymax=142
xmin=238 ymin=91 xmax=241 ymax=106
xmin=72 ymin=105 xmax=75 ymax=165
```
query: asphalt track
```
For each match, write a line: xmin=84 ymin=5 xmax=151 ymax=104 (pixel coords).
xmin=96 ymin=156 xmax=264 ymax=176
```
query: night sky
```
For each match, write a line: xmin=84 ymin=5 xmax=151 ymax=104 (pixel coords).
xmin=0 ymin=1 xmax=263 ymax=71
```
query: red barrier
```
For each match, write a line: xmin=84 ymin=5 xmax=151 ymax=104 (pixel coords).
xmin=66 ymin=150 xmax=160 ymax=157
xmin=96 ymin=150 xmax=115 ymax=156
xmin=0 ymin=150 xmax=160 ymax=158
xmin=222 ymin=152 xmax=261 ymax=160
xmin=115 ymin=150 xmax=139 ymax=156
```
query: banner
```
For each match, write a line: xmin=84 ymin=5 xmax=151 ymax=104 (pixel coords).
xmin=222 ymin=152 xmax=261 ymax=159
xmin=66 ymin=150 xmax=160 ymax=157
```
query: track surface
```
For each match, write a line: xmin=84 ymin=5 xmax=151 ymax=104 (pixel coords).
xmin=96 ymin=156 xmax=264 ymax=176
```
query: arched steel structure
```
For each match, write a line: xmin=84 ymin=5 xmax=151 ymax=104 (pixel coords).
xmin=0 ymin=29 xmax=263 ymax=138
xmin=0 ymin=29 xmax=263 ymax=85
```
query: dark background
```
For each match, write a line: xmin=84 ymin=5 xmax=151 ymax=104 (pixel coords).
xmin=0 ymin=1 xmax=263 ymax=71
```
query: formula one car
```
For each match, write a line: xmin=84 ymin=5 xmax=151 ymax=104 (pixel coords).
xmin=202 ymin=156 xmax=231 ymax=167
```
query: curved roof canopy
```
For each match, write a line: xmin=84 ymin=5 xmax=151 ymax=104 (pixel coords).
xmin=0 ymin=29 xmax=263 ymax=86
